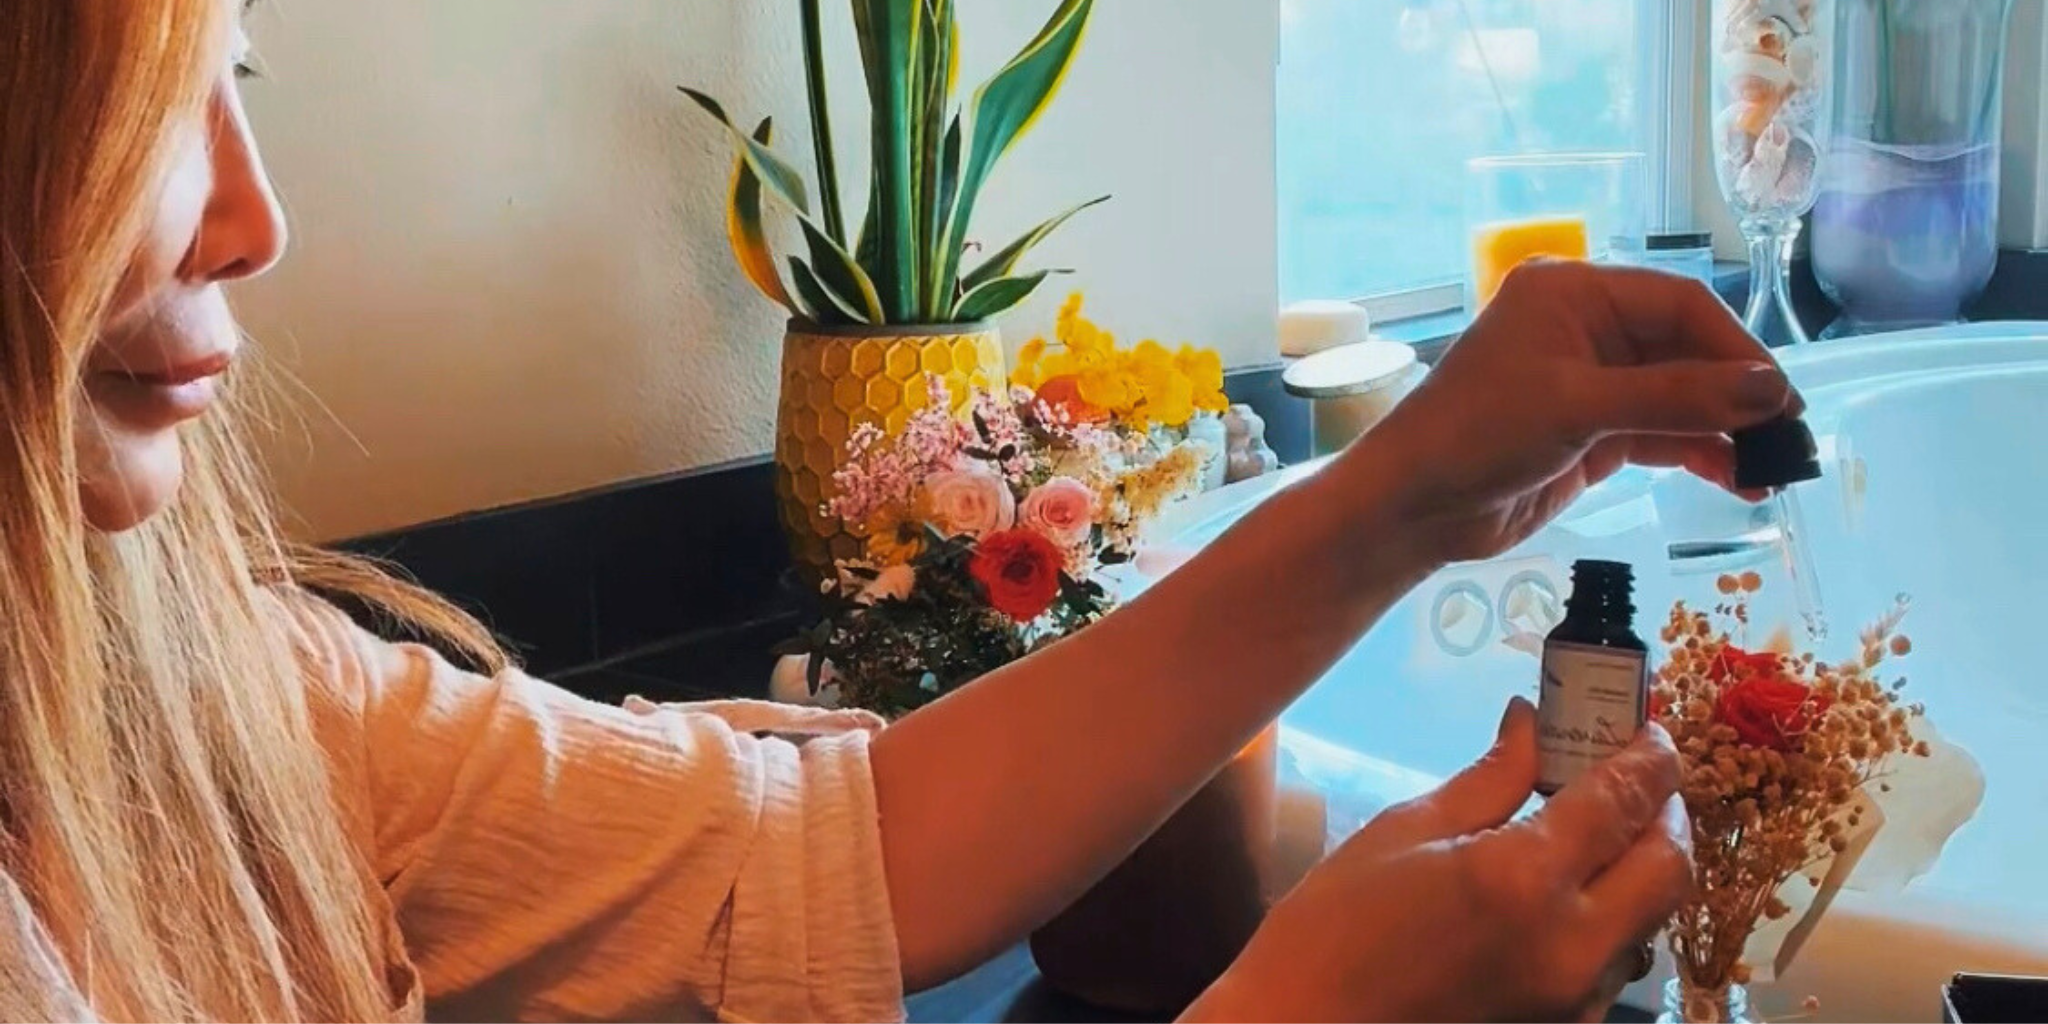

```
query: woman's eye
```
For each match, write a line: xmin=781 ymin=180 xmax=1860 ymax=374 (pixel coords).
xmin=233 ymin=60 xmax=263 ymax=81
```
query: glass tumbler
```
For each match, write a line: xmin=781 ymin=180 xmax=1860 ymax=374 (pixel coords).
xmin=1466 ymin=152 xmax=1648 ymax=312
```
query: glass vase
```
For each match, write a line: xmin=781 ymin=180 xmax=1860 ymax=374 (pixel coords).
xmin=1658 ymin=979 xmax=1757 ymax=1024
xmin=1712 ymin=0 xmax=1835 ymax=346
xmin=1812 ymin=0 xmax=2013 ymax=338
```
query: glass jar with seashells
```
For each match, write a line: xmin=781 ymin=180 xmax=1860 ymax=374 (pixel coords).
xmin=1713 ymin=0 xmax=1833 ymax=346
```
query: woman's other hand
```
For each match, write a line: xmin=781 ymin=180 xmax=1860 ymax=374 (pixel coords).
xmin=1350 ymin=260 xmax=1798 ymax=565
xmin=1185 ymin=698 xmax=1692 ymax=1023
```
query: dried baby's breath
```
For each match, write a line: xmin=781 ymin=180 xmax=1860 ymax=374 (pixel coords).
xmin=1657 ymin=580 xmax=1930 ymax=997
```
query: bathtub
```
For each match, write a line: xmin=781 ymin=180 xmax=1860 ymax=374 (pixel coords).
xmin=1153 ymin=323 xmax=2048 ymax=1021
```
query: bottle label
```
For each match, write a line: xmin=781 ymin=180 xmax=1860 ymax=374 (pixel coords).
xmin=1537 ymin=641 xmax=1647 ymax=794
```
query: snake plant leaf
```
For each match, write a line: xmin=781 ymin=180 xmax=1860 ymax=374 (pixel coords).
xmin=951 ymin=267 xmax=1069 ymax=322
xmin=799 ymin=217 xmax=885 ymax=324
xmin=851 ymin=0 xmax=921 ymax=320
xmin=854 ymin=176 xmax=882 ymax=278
xmin=923 ymin=116 xmax=964 ymax=317
xmin=959 ymin=194 xmax=1108 ymax=295
xmin=682 ymin=86 xmax=880 ymax=323
xmin=727 ymin=117 xmax=795 ymax=314
xmin=789 ymin=256 xmax=862 ymax=326
xmin=679 ymin=87 xmax=812 ymax=213
xmin=936 ymin=0 xmax=1094 ymax=309
xmin=798 ymin=0 xmax=847 ymax=244
xmin=912 ymin=0 xmax=956 ymax=320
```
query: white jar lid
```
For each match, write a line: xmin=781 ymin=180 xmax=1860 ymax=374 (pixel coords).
xmin=1283 ymin=340 xmax=1419 ymax=399
xmin=1279 ymin=300 xmax=1371 ymax=357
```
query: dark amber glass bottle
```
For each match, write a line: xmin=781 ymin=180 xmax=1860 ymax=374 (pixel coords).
xmin=1536 ymin=560 xmax=1649 ymax=796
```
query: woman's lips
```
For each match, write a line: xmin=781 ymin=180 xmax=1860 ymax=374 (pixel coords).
xmin=110 ymin=351 xmax=234 ymax=387
xmin=87 ymin=352 xmax=233 ymax=428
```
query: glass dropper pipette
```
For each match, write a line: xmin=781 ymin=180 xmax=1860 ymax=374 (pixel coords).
xmin=1733 ymin=415 xmax=1829 ymax=642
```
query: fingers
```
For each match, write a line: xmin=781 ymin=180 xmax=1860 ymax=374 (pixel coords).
xmin=1530 ymin=723 xmax=1683 ymax=884
xmin=1581 ymin=434 xmax=1738 ymax=493
xmin=1566 ymin=360 xmax=1794 ymax=438
xmin=1584 ymin=265 xmax=1772 ymax=366
xmin=1374 ymin=698 xmax=1539 ymax=846
xmin=1583 ymin=794 xmax=1695 ymax=950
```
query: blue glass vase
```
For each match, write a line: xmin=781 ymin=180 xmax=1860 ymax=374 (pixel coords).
xmin=1812 ymin=0 xmax=2014 ymax=338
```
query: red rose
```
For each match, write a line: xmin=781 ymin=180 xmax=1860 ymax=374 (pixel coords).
xmin=1034 ymin=376 xmax=1109 ymax=424
xmin=1714 ymin=661 xmax=1830 ymax=751
xmin=1708 ymin=646 xmax=1785 ymax=684
xmin=969 ymin=528 xmax=1066 ymax=622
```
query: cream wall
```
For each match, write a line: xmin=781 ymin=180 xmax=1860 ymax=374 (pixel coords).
xmin=233 ymin=1 xmax=1281 ymax=541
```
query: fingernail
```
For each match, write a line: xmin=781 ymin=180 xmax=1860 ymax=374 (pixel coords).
xmin=1498 ymin=696 xmax=1532 ymax=739
xmin=1734 ymin=363 xmax=1791 ymax=413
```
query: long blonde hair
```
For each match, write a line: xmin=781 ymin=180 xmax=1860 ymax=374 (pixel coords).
xmin=0 ymin=2 xmax=501 ymax=1019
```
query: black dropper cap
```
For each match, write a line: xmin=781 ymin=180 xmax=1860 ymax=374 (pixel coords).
xmin=1732 ymin=415 xmax=1821 ymax=490
xmin=1566 ymin=559 xmax=1636 ymax=618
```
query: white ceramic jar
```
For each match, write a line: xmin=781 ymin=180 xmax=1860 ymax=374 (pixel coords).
xmin=1281 ymin=340 xmax=1426 ymax=458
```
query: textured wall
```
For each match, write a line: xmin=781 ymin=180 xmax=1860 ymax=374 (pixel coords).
xmin=232 ymin=0 xmax=1280 ymax=539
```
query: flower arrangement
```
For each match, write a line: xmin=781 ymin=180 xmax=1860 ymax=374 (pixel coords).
xmin=1012 ymin=294 xmax=1230 ymax=431
xmin=779 ymin=299 xmax=1221 ymax=717
xmin=1653 ymin=574 xmax=1931 ymax=1021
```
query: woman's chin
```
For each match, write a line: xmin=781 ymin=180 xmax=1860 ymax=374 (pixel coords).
xmin=78 ymin=429 xmax=184 ymax=533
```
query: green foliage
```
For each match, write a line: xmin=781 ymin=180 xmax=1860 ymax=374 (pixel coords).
xmin=684 ymin=0 xmax=1107 ymax=327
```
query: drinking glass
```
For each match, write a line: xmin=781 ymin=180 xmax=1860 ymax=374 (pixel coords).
xmin=1467 ymin=152 xmax=1647 ymax=312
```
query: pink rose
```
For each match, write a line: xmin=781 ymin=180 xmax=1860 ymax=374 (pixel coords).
xmin=1020 ymin=476 xmax=1096 ymax=548
xmin=923 ymin=468 xmax=1016 ymax=539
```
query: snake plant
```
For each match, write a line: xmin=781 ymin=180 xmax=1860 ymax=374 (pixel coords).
xmin=683 ymin=0 xmax=1105 ymax=327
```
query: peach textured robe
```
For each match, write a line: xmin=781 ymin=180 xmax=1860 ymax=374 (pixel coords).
xmin=297 ymin=605 xmax=907 ymax=1023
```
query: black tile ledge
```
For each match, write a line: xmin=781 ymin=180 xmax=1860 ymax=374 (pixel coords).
xmin=333 ymin=366 xmax=1304 ymax=693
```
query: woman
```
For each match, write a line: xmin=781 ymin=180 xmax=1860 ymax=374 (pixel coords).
xmin=0 ymin=1 xmax=1800 ymax=1021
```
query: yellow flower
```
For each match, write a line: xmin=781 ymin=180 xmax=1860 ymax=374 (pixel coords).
xmin=863 ymin=505 xmax=923 ymax=566
xmin=1012 ymin=337 xmax=1048 ymax=390
xmin=1134 ymin=354 xmax=1196 ymax=428
xmin=1176 ymin=344 xmax=1224 ymax=395
xmin=1039 ymin=349 xmax=1077 ymax=382
xmin=1056 ymin=292 xmax=1085 ymax=343
xmin=1069 ymin=322 xmax=1113 ymax=364
xmin=1077 ymin=362 xmax=1138 ymax=413
xmin=1033 ymin=291 xmax=1230 ymax=426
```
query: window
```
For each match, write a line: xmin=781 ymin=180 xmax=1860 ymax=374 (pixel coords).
xmin=1278 ymin=0 xmax=1692 ymax=313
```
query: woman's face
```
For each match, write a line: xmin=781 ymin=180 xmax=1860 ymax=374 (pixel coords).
xmin=77 ymin=23 xmax=284 ymax=532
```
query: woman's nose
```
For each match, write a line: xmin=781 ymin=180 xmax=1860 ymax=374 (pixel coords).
xmin=187 ymin=89 xmax=288 ymax=284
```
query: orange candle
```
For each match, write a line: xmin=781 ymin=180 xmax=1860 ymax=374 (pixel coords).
xmin=1471 ymin=215 xmax=1590 ymax=308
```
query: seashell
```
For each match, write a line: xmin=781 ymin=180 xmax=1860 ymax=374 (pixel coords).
xmin=1721 ymin=0 xmax=1764 ymax=41
xmin=1735 ymin=121 xmax=1793 ymax=207
xmin=1786 ymin=35 xmax=1822 ymax=91
xmin=1730 ymin=14 xmax=1795 ymax=59
xmin=1762 ymin=0 xmax=1811 ymax=34
xmin=1728 ymin=96 xmax=1785 ymax=137
xmin=1773 ymin=130 xmax=1819 ymax=205
xmin=1221 ymin=404 xmax=1279 ymax=485
xmin=1717 ymin=103 xmax=1760 ymax=153
xmin=1725 ymin=50 xmax=1793 ymax=104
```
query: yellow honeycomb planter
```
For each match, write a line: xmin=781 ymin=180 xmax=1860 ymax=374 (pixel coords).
xmin=774 ymin=320 xmax=1005 ymax=580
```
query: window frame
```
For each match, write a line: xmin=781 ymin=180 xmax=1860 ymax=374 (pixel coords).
xmin=1999 ymin=0 xmax=2048 ymax=249
xmin=1285 ymin=0 xmax=1705 ymax=326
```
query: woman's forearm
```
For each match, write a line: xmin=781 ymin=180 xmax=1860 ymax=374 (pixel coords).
xmin=870 ymin=444 xmax=1437 ymax=990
